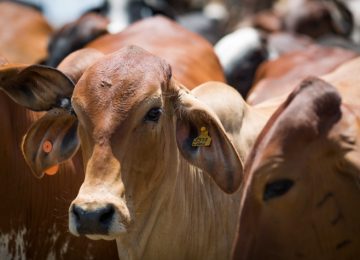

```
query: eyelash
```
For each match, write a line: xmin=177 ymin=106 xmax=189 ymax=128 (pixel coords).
xmin=144 ymin=107 xmax=163 ymax=122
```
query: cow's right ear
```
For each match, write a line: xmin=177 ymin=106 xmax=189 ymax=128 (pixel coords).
xmin=0 ymin=55 xmax=74 ymax=111
xmin=57 ymin=48 xmax=104 ymax=84
xmin=22 ymin=108 xmax=79 ymax=178
xmin=171 ymin=80 xmax=244 ymax=194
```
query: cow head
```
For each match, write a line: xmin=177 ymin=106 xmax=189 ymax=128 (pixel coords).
xmin=283 ymin=1 xmax=353 ymax=39
xmin=21 ymin=46 xmax=243 ymax=240
xmin=232 ymin=77 xmax=360 ymax=259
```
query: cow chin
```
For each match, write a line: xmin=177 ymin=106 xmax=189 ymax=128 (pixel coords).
xmin=68 ymin=196 xmax=132 ymax=239
xmin=86 ymin=234 xmax=117 ymax=241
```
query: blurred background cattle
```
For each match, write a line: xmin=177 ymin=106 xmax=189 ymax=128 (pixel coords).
xmin=2 ymin=0 xmax=360 ymax=259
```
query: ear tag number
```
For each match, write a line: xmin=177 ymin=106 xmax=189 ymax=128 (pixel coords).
xmin=192 ymin=127 xmax=212 ymax=147
xmin=42 ymin=140 xmax=59 ymax=175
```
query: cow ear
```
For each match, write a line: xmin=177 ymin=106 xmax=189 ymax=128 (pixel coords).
xmin=173 ymin=83 xmax=243 ymax=194
xmin=57 ymin=48 xmax=104 ymax=84
xmin=326 ymin=1 xmax=353 ymax=36
xmin=22 ymin=108 xmax=80 ymax=178
xmin=0 ymin=55 xmax=74 ymax=111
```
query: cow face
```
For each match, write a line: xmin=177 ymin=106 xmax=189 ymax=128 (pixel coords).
xmin=68 ymin=46 xmax=175 ymax=239
xmin=232 ymin=78 xmax=360 ymax=259
xmin=22 ymin=46 xmax=243 ymax=241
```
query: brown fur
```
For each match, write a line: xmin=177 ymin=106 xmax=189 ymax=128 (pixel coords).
xmin=247 ymin=44 xmax=358 ymax=105
xmin=21 ymin=46 xmax=277 ymax=259
xmin=0 ymin=1 xmax=53 ymax=64
xmin=232 ymin=77 xmax=360 ymax=259
xmin=87 ymin=15 xmax=226 ymax=90
xmin=0 ymin=52 xmax=118 ymax=259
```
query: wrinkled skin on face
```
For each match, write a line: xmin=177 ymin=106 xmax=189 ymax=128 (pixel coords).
xmin=232 ymin=77 xmax=360 ymax=260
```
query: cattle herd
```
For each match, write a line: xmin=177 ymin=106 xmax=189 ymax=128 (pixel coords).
xmin=1 ymin=0 xmax=360 ymax=259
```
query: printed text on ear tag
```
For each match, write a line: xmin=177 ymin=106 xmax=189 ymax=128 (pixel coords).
xmin=192 ymin=127 xmax=212 ymax=147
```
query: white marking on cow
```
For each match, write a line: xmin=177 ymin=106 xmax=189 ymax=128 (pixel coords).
xmin=215 ymin=28 xmax=263 ymax=73
xmin=0 ymin=228 xmax=26 ymax=260
xmin=46 ymin=224 xmax=63 ymax=260
xmin=46 ymin=251 xmax=56 ymax=260
xmin=60 ymin=238 xmax=69 ymax=258
xmin=107 ymin=0 xmax=131 ymax=34
xmin=203 ymin=2 xmax=228 ymax=21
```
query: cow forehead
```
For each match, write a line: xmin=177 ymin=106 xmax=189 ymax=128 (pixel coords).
xmin=72 ymin=46 xmax=170 ymax=130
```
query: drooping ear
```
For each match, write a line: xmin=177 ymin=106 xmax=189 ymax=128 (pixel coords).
xmin=57 ymin=48 xmax=104 ymax=84
xmin=173 ymin=83 xmax=243 ymax=194
xmin=22 ymin=108 xmax=79 ymax=178
xmin=0 ymin=54 xmax=74 ymax=111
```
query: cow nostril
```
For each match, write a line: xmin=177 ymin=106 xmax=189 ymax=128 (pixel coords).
xmin=72 ymin=206 xmax=81 ymax=227
xmin=99 ymin=206 xmax=115 ymax=229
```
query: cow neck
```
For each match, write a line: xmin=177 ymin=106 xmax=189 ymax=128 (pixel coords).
xmin=116 ymin=128 xmax=242 ymax=260
xmin=235 ymin=102 xmax=276 ymax=162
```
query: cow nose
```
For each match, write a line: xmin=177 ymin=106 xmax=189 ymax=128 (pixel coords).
xmin=72 ymin=204 xmax=115 ymax=235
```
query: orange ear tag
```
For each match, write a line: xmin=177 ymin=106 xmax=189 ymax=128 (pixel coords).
xmin=192 ymin=127 xmax=212 ymax=147
xmin=42 ymin=141 xmax=59 ymax=175
xmin=43 ymin=141 xmax=52 ymax=153
xmin=45 ymin=164 xmax=59 ymax=175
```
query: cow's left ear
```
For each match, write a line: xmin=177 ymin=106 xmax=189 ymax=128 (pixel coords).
xmin=172 ymin=82 xmax=243 ymax=194
xmin=22 ymin=108 xmax=79 ymax=178
xmin=0 ymin=55 xmax=74 ymax=111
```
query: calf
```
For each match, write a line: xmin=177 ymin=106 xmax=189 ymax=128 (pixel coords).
xmin=21 ymin=45 xmax=276 ymax=260
xmin=0 ymin=49 xmax=119 ymax=259
xmin=232 ymin=77 xmax=360 ymax=259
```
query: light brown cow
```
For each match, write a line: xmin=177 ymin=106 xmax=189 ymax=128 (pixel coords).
xmin=232 ymin=76 xmax=360 ymax=259
xmin=86 ymin=15 xmax=226 ymax=90
xmin=21 ymin=45 xmax=276 ymax=260
xmin=0 ymin=1 xmax=53 ymax=64
xmin=247 ymin=44 xmax=358 ymax=105
xmin=0 ymin=49 xmax=119 ymax=259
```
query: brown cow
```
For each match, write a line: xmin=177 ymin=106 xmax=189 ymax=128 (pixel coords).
xmin=0 ymin=49 xmax=119 ymax=259
xmin=86 ymin=15 xmax=226 ymax=90
xmin=247 ymin=44 xmax=358 ymax=105
xmin=20 ymin=45 xmax=276 ymax=260
xmin=46 ymin=15 xmax=225 ymax=90
xmin=232 ymin=77 xmax=360 ymax=260
xmin=0 ymin=1 xmax=53 ymax=64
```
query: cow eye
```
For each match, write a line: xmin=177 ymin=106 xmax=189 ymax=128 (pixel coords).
xmin=263 ymin=179 xmax=293 ymax=201
xmin=145 ymin=107 xmax=161 ymax=122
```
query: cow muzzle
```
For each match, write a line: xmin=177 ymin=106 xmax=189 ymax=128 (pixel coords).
xmin=72 ymin=203 xmax=114 ymax=236
xmin=69 ymin=198 xmax=132 ymax=239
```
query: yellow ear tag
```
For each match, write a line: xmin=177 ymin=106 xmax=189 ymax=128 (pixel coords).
xmin=192 ymin=127 xmax=212 ymax=147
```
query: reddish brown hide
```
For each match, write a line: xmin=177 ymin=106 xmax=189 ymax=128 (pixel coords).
xmin=232 ymin=77 xmax=360 ymax=260
xmin=20 ymin=46 xmax=251 ymax=260
xmin=0 ymin=51 xmax=118 ymax=259
xmin=247 ymin=44 xmax=358 ymax=105
xmin=0 ymin=1 xmax=53 ymax=64
xmin=87 ymin=15 xmax=226 ymax=90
